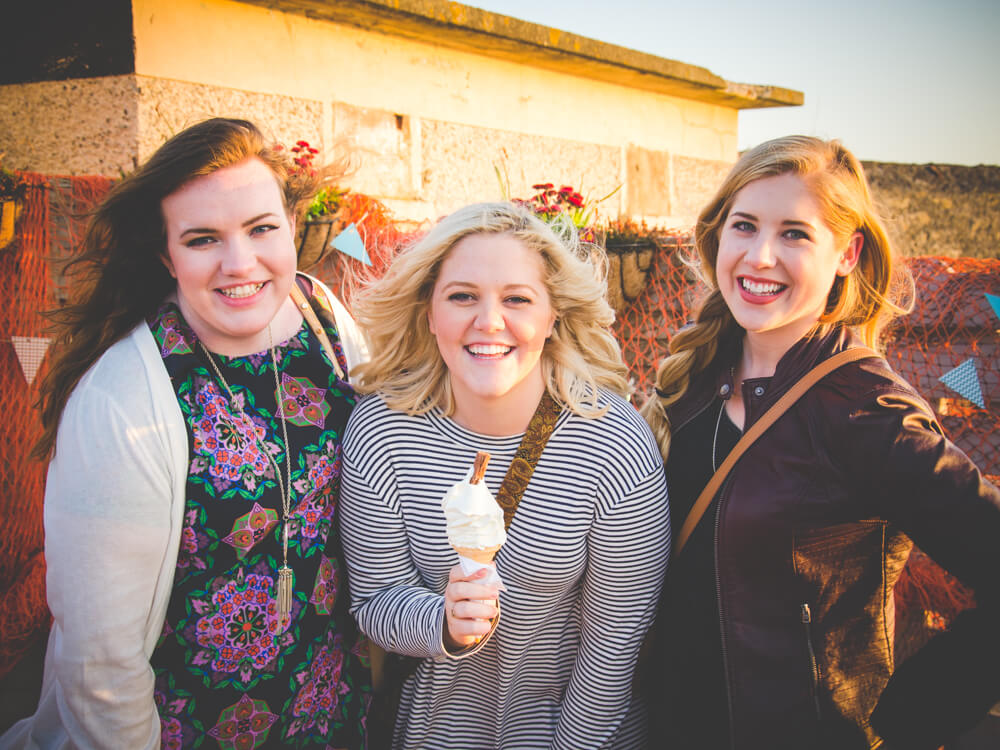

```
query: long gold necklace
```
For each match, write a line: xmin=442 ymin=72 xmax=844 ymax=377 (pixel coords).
xmin=199 ymin=325 xmax=294 ymax=625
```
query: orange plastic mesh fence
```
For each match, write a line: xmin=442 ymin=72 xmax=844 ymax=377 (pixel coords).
xmin=1 ymin=178 xmax=997 ymax=674
xmin=611 ymin=236 xmax=999 ymax=482
xmin=0 ymin=173 xmax=115 ymax=676
xmin=305 ymin=192 xmax=422 ymax=306
xmin=1 ymin=174 xmax=52 ymax=677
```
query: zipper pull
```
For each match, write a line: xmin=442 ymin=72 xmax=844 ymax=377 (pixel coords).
xmin=801 ymin=603 xmax=812 ymax=624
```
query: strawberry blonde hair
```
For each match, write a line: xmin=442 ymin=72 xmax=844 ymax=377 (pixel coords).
xmin=641 ymin=135 xmax=911 ymax=459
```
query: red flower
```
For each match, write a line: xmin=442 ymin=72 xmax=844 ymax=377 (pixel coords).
xmin=532 ymin=182 xmax=554 ymax=190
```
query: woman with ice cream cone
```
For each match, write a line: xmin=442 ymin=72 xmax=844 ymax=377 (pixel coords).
xmin=340 ymin=202 xmax=670 ymax=749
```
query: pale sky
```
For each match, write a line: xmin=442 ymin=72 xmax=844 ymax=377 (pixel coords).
xmin=469 ymin=0 xmax=1000 ymax=166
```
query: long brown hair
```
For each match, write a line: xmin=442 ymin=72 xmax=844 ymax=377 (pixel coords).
xmin=35 ymin=118 xmax=316 ymax=459
xmin=641 ymin=135 xmax=911 ymax=459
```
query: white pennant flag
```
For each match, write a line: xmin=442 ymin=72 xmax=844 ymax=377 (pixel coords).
xmin=11 ymin=336 xmax=51 ymax=386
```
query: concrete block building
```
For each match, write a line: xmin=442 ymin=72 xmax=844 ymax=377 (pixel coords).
xmin=1 ymin=0 xmax=801 ymax=226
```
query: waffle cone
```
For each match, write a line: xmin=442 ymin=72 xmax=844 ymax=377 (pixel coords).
xmin=453 ymin=544 xmax=501 ymax=564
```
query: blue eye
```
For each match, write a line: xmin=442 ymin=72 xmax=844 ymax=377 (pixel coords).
xmin=732 ymin=220 xmax=755 ymax=233
xmin=184 ymin=235 xmax=216 ymax=248
xmin=506 ymin=295 xmax=531 ymax=305
xmin=447 ymin=292 xmax=475 ymax=302
xmin=784 ymin=229 xmax=810 ymax=241
xmin=250 ymin=224 xmax=278 ymax=236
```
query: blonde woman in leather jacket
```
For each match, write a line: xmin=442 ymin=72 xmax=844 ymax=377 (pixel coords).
xmin=641 ymin=135 xmax=1000 ymax=750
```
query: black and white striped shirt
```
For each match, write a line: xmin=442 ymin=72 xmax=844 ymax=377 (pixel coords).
xmin=341 ymin=390 xmax=670 ymax=749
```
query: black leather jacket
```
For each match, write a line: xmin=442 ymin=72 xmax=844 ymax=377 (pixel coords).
xmin=651 ymin=327 xmax=1000 ymax=749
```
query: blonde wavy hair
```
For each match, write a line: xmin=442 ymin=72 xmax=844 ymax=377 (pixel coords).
xmin=641 ymin=135 xmax=912 ymax=459
xmin=350 ymin=201 xmax=629 ymax=417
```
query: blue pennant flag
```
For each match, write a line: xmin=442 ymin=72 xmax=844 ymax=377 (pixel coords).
xmin=939 ymin=358 xmax=985 ymax=409
xmin=986 ymin=293 xmax=1000 ymax=324
xmin=331 ymin=223 xmax=372 ymax=266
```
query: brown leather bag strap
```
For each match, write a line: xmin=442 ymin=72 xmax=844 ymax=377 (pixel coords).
xmin=672 ymin=347 xmax=878 ymax=559
xmin=495 ymin=390 xmax=562 ymax=530
xmin=289 ymin=279 xmax=346 ymax=381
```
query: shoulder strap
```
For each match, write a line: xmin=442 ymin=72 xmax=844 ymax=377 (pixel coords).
xmin=289 ymin=279 xmax=346 ymax=381
xmin=495 ymin=391 xmax=561 ymax=530
xmin=672 ymin=347 xmax=878 ymax=559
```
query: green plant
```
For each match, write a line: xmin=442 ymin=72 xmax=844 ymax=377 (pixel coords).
xmin=517 ymin=183 xmax=620 ymax=230
xmin=306 ymin=185 xmax=350 ymax=221
xmin=282 ymin=140 xmax=349 ymax=220
xmin=0 ymin=154 xmax=27 ymax=202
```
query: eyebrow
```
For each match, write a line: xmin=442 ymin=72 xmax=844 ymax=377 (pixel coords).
xmin=730 ymin=211 xmax=814 ymax=229
xmin=179 ymin=213 xmax=279 ymax=238
xmin=438 ymin=280 xmax=540 ymax=292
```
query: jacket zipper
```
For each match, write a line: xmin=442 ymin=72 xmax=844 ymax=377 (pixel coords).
xmin=801 ymin=603 xmax=823 ymax=720
xmin=715 ymin=479 xmax=736 ymax=750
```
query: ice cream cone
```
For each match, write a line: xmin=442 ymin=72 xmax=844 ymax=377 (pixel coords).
xmin=453 ymin=545 xmax=501 ymax=565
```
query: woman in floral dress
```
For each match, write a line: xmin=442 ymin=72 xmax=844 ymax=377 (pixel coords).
xmin=1 ymin=118 xmax=370 ymax=749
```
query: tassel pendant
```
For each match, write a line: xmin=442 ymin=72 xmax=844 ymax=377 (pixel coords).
xmin=276 ymin=566 xmax=293 ymax=624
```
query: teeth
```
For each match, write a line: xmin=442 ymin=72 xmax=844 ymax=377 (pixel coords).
xmin=220 ymin=283 xmax=265 ymax=299
xmin=740 ymin=278 xmax=785 ymax=295
xmin=467 ymin=344 xmax=511 ymax=356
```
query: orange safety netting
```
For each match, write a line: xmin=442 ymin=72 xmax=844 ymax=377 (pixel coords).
xmin=612 ymin=235 xmax=999 ymax=482
xmin=0 ymin=173 xmax=114 ymax=677
xmin=306 ymin=192 xmax=422 ymax=306
xmin=1 ymin=178 xmax=997 ymax=676
xmin=0 ymin=174 xmax=50 ymax=677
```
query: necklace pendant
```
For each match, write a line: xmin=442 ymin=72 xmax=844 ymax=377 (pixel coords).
xmin=276 ymin=566 xmax=293 ymax=624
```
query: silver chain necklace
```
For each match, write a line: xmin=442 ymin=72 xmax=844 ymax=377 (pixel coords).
xmin=198 ymin=325 xmax=294 ymax=625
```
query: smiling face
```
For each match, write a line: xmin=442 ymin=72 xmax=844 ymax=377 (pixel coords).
xmin=427 ymin=232 xmax=556 ymax=434
xmin=716 ymin=173 xmax=861 ymax=359
xmin=161 ymin=157 xmax=298 ymax=355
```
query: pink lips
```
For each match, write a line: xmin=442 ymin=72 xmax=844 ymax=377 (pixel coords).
xmin=216 ymin=281 xmax=268 ymax=306
xmin=737 ymin=275 xmax=786 ymax=305
xmin=465 ymin=344 xmax=513 ymax=360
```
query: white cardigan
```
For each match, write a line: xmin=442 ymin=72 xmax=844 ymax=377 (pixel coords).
xmin=1 ymin=280 xmax=366 ymax=750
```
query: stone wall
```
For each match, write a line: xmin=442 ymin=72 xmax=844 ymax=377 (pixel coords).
xmin=0 ymin=0 xmax=774 ymax=228
xmin=0 ymin=77 xmax=139 ymax=175
xmin=864 ymin=162 xmax=1000 ymax=258
xmin=0 ymin=75 xmax=734 ymax=227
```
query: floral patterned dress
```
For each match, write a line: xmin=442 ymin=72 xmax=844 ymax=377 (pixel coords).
xmin=148 ymin=300 xmax=370 ymax=749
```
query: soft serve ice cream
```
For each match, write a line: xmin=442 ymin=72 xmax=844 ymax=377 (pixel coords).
xmin=442 ymin=451 xmax=506 ymax=564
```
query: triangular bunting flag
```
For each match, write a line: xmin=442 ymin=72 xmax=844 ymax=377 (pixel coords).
xmin=986 ymin=293 xmax=1000 ymax=323
xmin=331 ymin=223 xmax=372 ymax=266
xmin=939 ymin=358 xmax=985 ymax=409
xmin=12 ymin=336 xmax=51 ymax=386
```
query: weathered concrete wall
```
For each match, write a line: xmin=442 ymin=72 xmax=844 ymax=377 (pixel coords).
xmin=0 ymin=77 xmax=139 ymax=175
xmin=419 ymin=120 xmax=621 ymax=218
xmin=130 ymin=0 xmax=740 ymax=161
xmin=864 ymin=162 xmax=1000 ymax=258
xmin=0 ymin=0 xmax=754 ymax=227
xmin=135 ymin=77 xmax=324 ymax=165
